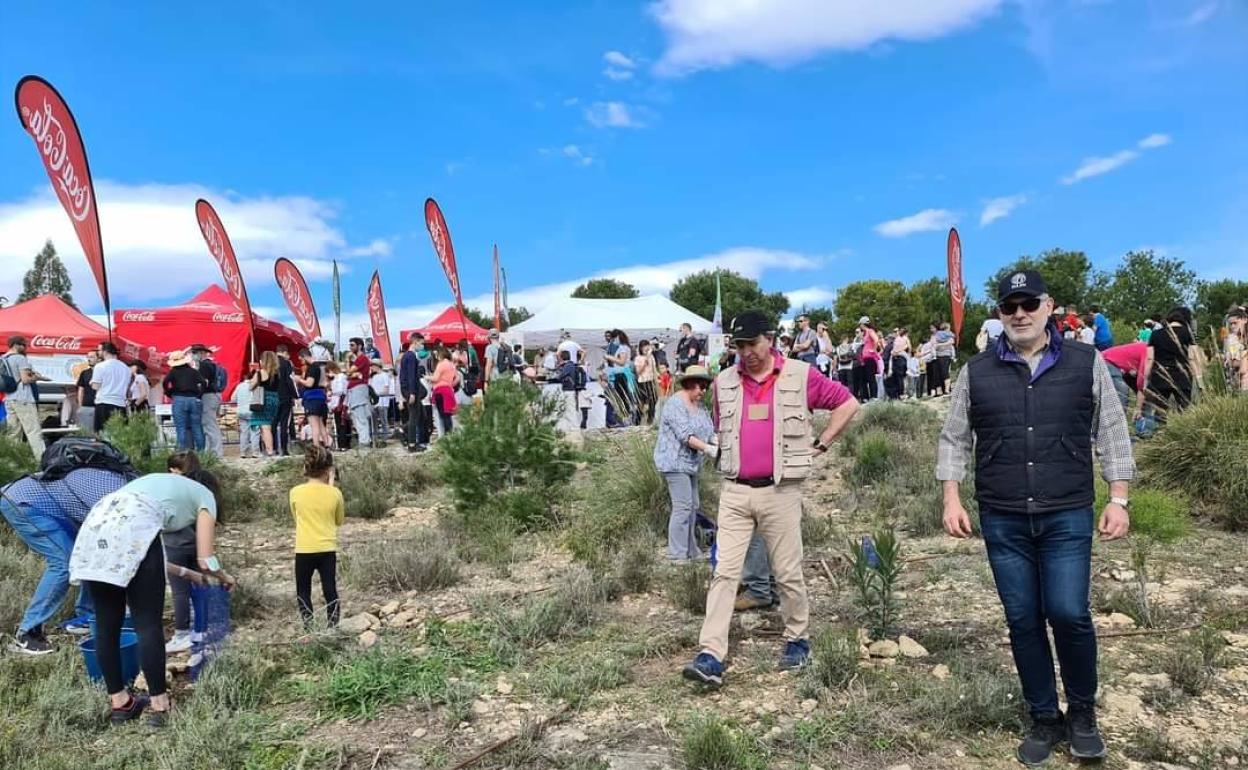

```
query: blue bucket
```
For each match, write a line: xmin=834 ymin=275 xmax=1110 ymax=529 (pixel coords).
xmin=79 ymin=630 xmax=141 ymax=686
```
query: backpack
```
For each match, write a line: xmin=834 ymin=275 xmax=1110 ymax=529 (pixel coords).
xmin=0 ymin=355 xmax=17 ymax=395
xmin=32 ymin=437 xmax=138 ymax=483
xmin=495 ymin=343 xmax=515 ymax=375
xmin=212 ymin=361 xmax=228 ymax=394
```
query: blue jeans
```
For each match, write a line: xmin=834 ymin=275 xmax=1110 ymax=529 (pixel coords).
xmin=741 ymin=533 xmax=778 ymax=603
xmin=172 ymin=395 xmax=205 ymax=451
xmin=981 ymin=507 xmax=1097 ymax=719
xmin=1 ymin=500 xmax=92 ymax=633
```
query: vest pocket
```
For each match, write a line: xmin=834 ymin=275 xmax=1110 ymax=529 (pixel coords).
xmin=976 ymin=436 xmax=1003 ymax=468
xmin=1059 ymin=435 xmax=1089 ymax=463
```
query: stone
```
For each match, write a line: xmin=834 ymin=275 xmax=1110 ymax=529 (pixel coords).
xmin=379 ymin=600 xmax=401 ymax=616
xmin=390 ymin=609 xmax=420 ymax=627
xmin=868 ymin=640 xmax=900 ymax=658
xmin=1222 ymin=631 xmax=1248 ymax=648
xmin=358 ymin=630 xmax=378 ymax=649
xmin=931 ymin=664 xmax=951 ymax=680
xmin=471 ymin=700 xmax=491 ymax=716
xmin=800 ymin=699 xmax=817 ymax=713
xmin=887 ymin=765 xmax=913 ymax=770
xmin=1098 ymin=613 xmax=1137 ymax=630
xmin=1123 ymin=672 xmax=1171 ymax=689
xmin=338 ymin=613 xmax=373 ymax=634
xmin=1101 ymin=691 xmax=1144 ymax=720
xmin=897 ymin=635 xmax=929 ymax=658
xmin=1111 ymin=568 xmax=1136 ymax=582
xmin=496 ymin=677 xmax=514 ymax=695
xmin=411 ymin=727 xmax=427 ymax=739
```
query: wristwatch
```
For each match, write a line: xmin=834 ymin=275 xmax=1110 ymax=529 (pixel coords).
xmin=1109 ymin=496 xmax=1130 ymax=509
xmin=812 ymin=438 xmax=829 ymax=452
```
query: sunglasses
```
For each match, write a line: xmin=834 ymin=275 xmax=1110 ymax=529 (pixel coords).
xmin=998 ymin=296 xmax=1043 ymax=315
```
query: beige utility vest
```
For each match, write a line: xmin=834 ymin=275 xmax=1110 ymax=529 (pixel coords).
xmin=715 ymin=358 xmax=814 ymax=482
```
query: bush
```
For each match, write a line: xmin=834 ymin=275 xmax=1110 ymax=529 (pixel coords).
xmin=1095 ymin=482 xmax=1191 ymax=627
xmin=900 ymin=656 xmax=1024 ymax=733
xmin=536 ymin=656 xmax=632 ymax=707
xmin=0 ymin=431 xmax=37 ymax=485
xmin=98 ymin=411 xmax=164 ymax=473
xmin=344 ymin=529 xmax=462 ymax=592
xmin=613 ymin=532 xmax=657 ymax=595
xmin=1138 ymin=395 xmax=1248 ymax=530
xmin=803 ymin=629 xmax=860 ymax=693
xmin=337 ymin=453 xmax=436 ymax=519
xmin=1163 ymin=626 xmax=1226 ymax=695
xmin=476 ymin=566 xmax=607 ymax=657
xmin=664 ymin=561 xmax=709 ymax=615
xmin=440 ymin=379 xmax=579 ymax=534
xmin=682 ymin=715 xmax=769 ymax=770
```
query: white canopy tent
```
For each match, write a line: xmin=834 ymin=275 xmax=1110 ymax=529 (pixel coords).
xmin=509 ymin=294 xmax=713 ymax=350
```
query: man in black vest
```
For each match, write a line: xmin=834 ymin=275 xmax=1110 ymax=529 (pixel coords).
xmin=274 ymin=345 xmax=298 ymax=456
xmin=937 ymin=269 xmax=1133 ymax=766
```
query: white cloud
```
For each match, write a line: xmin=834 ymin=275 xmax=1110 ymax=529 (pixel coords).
xmin=562 ymin=145 xmax=595 ymax=167
xmin=361 ymin=246 xmax=826 ymax=334
xmin=585 ymin=101 xmax=648 ymax=129
xmin=979 ymin=194 xmax=1028 ymax=227
xmin=1061 ymin=133 xmax=1172 ymax=184
xmin=347 ymin=238 xmax=394 ymax=257
xmin=649 ymin=0 xmax=1002 ymax=76
xmin=604 ymin=51 xmax=637 ymax=69
xmin=1184 ymin=2 xmax=1218 ymax=26
xmin=0 ymin=181 xmax=381 ymax=312
xmin=873 ymin=208 xmax=958 ymax=238
xmin=785 ymin=286 xmax=838 ymax=309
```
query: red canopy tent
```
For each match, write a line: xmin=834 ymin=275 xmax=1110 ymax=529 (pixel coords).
xmin=400 ymin=305 xmax=490 ymax=347
xmin=114 ymin=285 xmax=307 ymax=396
xmin=0 ymin=294 xmax=166 ymax=383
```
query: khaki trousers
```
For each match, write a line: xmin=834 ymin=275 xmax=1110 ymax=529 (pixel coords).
xmin=6 ymin=401 xmax=45 ymax=457
xmin=699 ymin=481 xmax=808 ymax=661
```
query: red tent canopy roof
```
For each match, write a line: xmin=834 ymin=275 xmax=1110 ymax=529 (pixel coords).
xmin=400 ymin=305 xmax=490 ymax=346
xmin=0 ymin=294 xmax=166 ymax=374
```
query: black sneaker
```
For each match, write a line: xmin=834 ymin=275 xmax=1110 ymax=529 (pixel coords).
xmin=11 ymin=629 xmax=54 ymax=655
xmin=1017 ymin=713 xmax=1067 ymax=766
xmin=1067 ymin=705 xmax=1107 ymax=760
xmin=109 ymin=693 xmax=149 ymax=725
xmin=144 ymin=708 xmax=169 ymax=729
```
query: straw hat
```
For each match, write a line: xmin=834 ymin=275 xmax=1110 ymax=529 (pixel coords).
xmin=676 ymin=365 xmax=714 ymax=385
xmin=167 ymin=349 xmax=192 ymax=367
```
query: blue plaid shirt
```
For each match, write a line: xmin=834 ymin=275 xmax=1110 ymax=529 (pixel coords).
xmin=0 ymin=469 xmax=129 ymax=526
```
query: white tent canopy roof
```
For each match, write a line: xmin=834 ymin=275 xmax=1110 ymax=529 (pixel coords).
xmin=509 ymin=294 xmax=713 ymax=349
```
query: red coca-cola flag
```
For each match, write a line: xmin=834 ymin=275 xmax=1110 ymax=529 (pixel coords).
xmin=274 ymin=257 xmax=321 ymax=341
xmin=14 ymin=76 xmax=110 ymax=316
xmin=947 ymin=227 xmax=966 ymax=344
xmin=196 ymin=198 xmax=257 ymax=358
xmin=493 ymin=243 xmax=502 ymax=331
xmin=367 ymin=270 xmax=394 ymax=365
xmin=424 ymin=198 xmax=464 ymax=309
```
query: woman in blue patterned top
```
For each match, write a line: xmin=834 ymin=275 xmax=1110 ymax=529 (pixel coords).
xmin=653 ymin=365 xmax=718 ymax=561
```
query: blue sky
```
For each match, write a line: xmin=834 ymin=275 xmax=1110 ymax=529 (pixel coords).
xmin=1 ymin=0 xmax=1245 ymax=335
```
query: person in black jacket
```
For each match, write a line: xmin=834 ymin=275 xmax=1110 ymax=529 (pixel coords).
xmin=191 ymin=345 xmax=226 ymax=458
xmin=398 ymin=334 xmax=429 ymax=452
xmin=163 ymin=349 xmax=206 ymax=451
xmin=273 ymin=345 xmax=298 ymax=456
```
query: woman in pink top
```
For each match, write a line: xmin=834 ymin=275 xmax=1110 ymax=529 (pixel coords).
xmin=1100 ymin=341 xmax=1148 ymax=415
xmin=431 ymin=349 xmax=458 ymax=436
xmin=858 ymin=318 xmax=883 ymax=401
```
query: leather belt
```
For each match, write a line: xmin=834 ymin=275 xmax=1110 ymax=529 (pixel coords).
xmin=732 ymin=477 xmax=775 ymax=488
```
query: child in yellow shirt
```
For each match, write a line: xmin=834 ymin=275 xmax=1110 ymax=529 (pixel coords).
xmin=290 ymin=446 xmax=345 ymax=627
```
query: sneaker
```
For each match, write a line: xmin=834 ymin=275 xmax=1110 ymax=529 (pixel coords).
xmin=165 ymin=630 xmax=193 ymax=654
xmin=110 ymin=693 xmax=149 ymax=725
xmin=733 ymin=594 xmax=775 ymax=612
xmin=778 ymin=639 xmax=811 ymax=671
xmin=1017 ymin=713 xmax=1068 ymax=766
xmin=682 ymin=652 xmax=725 ymax=688
xmin=11 ymin=629 xmax=54 ymax=655
xmin=144 ymin=708 xmax=169 ymax=729
xmin=1067 ymin=705 xmax=1107 ymax=760
xmin=63 ymin=620 xmax=91 ymax=636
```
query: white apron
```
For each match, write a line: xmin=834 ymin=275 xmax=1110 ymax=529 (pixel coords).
xmin=70 ymin=490 xmax=165 ymax=587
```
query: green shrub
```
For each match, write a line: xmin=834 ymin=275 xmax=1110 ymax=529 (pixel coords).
xmin=803 ymin=629 xmax=860 ymax=692
xmin=663 ymin=561 xmax=709 ymax=615
xmin=192 ymin=642 xmax=284 ymax=712
xmin=343 ymin=529 xmax=462 ymax=592
xmin=440 ymin=379 xmax=578 ymax=535
xmin=848 ymin=431 xmax=894 ymax=486
xmin=337 ymin=452 xmax=436 ymax=519
xmin=1163 ymin=626 xmax=1226 ymax=695
xmin=682 ymin=715 xmax=769 ymax=770
xmin=1095 ymin=482 xmax=1191 ymax=626
xmin=899 ymin=656 xmax=1024 ymax=733
xmin=476 ymin=566 xmax=607 ymax=658
xmin=0 ymin=431 xmax=37 ymax=485
xmin=536 ymin=656 xmax=632 ymax=707
xmin=204 ymin=458 xmax=263 ymax=522
xmin=1138 ymin=395 xmax=1248 ymax=530
xmin=98 ymin=411 xmax=164 ymax=472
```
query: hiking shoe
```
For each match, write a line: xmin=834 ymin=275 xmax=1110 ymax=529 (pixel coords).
xmin=109 ymin=693 xmax=149 ymax=725
xmin=1067 ymin=705 xmax=1107 ymax=760
xmin=682 ymin=652 xmax=724 ymax=688
xmin=778 ymin=639 xmax=811 ymax=671
xmin=11 ymin=629 xmax=53 ymax=655
xmin=1017 ymin=714 xmax=1068 ymax=766
xmin=165 ymin=630 xmax=193 ymax=654
xmin=733 ymin=594 xmax=775 ymax=612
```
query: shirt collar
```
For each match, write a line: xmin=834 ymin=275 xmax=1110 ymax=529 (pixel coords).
xmin=996 ymin=321 xmax=1063 ymax=380
xmin=737 ymin=349 xmax=784 ymax=378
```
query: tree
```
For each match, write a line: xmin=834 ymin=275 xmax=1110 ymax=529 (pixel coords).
xmin=1101 ymin=250 xmax=1197 ymax=326
xmin=831 ymin=280 xmax=910 ymax=339
xmin=571 ymin=278 xmax=638 ymax=299
xmin=986 ymin=248 xmax=1101 ymax=310
xmin=1195 ymin=279 xmax=1248 ymax=337
xmin=18 ymin=240 xmax=75 ymax=307
xmin=463 ymin=306 xmax=533 ymax=331
xmin=791 ymin=306 xmax=834 ymax=330
xmin=669 ymin=269 xmax=789 ymax=328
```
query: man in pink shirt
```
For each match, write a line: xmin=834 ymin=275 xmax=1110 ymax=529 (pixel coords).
xmin=683 ymin=310 xmax=859 ymax=688
xmin=1100 ymin=341 xmax=1148 ymax=414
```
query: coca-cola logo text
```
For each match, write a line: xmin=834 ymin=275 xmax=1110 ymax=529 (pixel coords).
xmin=278 ymin=270 xmax=318 ymax=333
xmin=426 ymin=209 xmax=460 ymax=297
xmin=30 ymin=334 xmax=84 ymax=351
xmin=212 ymin=312 xmax=246 ymax=323
xmin=198 ymin=204 xmax=247 ymax=312
xmin=121 ymin=311 xmax=156 ymax=322
xmin=21 ymin=99 xmax=93 ymax=223
xmin=368 ymin=288 xmax=389 ymax=335
xmin=948 ymin=242 xmax=965 ymax=304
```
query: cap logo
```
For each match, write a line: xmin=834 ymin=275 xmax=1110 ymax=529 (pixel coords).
xmin=1010 ymin=273 xmax=1027 ymax=290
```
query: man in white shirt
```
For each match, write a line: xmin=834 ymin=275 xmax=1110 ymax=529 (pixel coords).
xmin=89 ymin=342 xmax=132 ymax=432
xmin=370 ymin=361 xmax=393 ymax=438
xmin=4 ymin=335 xmax=48 ymax=456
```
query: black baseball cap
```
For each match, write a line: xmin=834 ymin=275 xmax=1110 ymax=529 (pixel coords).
xmin=728 ymin=310 xmax=775 ymax=341
xmin=997 ymin=269 xmax=1048 ymax=301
